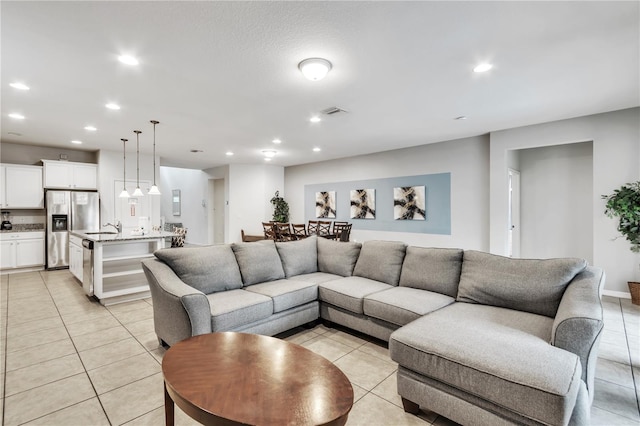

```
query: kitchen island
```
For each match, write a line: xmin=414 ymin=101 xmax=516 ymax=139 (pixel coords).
xmin=71 ymin=230 xmax=176 ymax=305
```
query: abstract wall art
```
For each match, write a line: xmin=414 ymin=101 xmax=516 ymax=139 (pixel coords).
xmin=315 ymin=191 xmax=336 ymax=218
xmin=394 ymin=186 xmax=426 ymax=220
xmin=350 ymin=189 xmax=376 ymax=219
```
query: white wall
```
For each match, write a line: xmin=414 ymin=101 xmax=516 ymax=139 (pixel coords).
xmin=228 ymin=164 xmax=285 ymax=243
xmin=519 ymin=142 xmax=593 ymax=262
xmin=285 ymin=135 xmax=490 ymax=249
xmin=490 ymin=107 xmax=640 ymax=295
xmin=159 ymin=166 xmax=209 ymax=245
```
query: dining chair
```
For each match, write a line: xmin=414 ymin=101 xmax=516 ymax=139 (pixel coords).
xmin=292 ymin=223 xmax=307 ymax=239
xmin=274 ymin=222 xmax=292 ymax=241
xmin=262 ymin=222 xmax=277 ymax=240
xmin=307 ymin=220 xmax=319 ymax=235
xmin=332 ymin=222 xmax=350 ymax=241
xmin=317 ymin=221 xmax=332 ymax=236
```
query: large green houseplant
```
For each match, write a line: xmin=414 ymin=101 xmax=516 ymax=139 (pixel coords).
xmin=270 ymin=191 xmax=289 ymax=223
xmin=603 ymin=181 xmax=640 ymax=304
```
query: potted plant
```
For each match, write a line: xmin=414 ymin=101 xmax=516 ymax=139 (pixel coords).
xmin=602 ymin=181 xmax=640 ymax=304
xmin=270 ymin=191 xmax=290 ymax=223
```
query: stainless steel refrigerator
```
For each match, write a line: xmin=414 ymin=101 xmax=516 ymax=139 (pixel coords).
xmin=46 ymin=190 xmax=100 ymax=269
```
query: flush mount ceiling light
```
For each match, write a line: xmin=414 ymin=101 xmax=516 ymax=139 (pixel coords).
xmin=118 ymin=55 xmax=139 ymax=66
xmin=298 ymin=58 xmax=332 ymax=81
xmin=473 ymin=63 xmax=493 ymax=73
xmin=272 ymin=139 xmax=281 ymax=144
xmin=105 ymin=103 xmax=121 ymax=110
xmin=8 ymin=113 xmax=25 ymax=120
xmin=71 ymin=140 xmax=82 ymax=145
xmin=264 ymin=158 xmax=272 ymax=162
xmin=10 ymin=82 xmax=29 ymax=90
xmin=313 ymin=147 xmax=321 ymax=152
xmin=226 ymin=151 xmax=234 ymax=156
xmin=309 ymin=116 xmax=321 ymax=123
xmin=262 ymin=150 xmax=277 ymax=158
xmin=84 ymin=125 xmax=97 ymax=131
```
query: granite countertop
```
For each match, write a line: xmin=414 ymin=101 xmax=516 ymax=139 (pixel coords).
xmin=0 ymin=224 xmax=45 ymax=233
xmin=71 ymin=229 xmax=176 ymax=243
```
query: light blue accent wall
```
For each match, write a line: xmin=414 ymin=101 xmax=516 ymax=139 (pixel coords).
xmin=304 ymin=173 xmax=451 ymax=235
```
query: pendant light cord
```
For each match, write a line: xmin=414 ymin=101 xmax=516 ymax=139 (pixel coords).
xmin=134 ymin=130 xmax=142 ymax=190
xmin=151 ymin=120 xmax=159 ymax=185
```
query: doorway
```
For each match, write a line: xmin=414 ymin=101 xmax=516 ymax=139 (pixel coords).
xmin=211 ymin=178 xmax=225 ymax=244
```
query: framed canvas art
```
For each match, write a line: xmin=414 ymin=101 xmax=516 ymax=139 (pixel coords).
xmin=350 ymin=189 xmax=376 ymax=219
xmin=394 ymin=186 xmax=426 ymax=220
xmin=316 ymin=191 xmax=336 ymax=218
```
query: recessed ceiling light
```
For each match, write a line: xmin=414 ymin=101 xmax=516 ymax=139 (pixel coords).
xmin=310 ymin=116 xmax=321 ymax=123
xmin=226 ymin=151 xmax=234 ymax=156
xmin=10 ymin=82 xmax=29 ymax=90
xmin=298 ymin=58 xmax=332 ymax=81
xmin=71 ymin=140 xmax=82 ymax=145
xmin=8 ymin=113 xmax=25 ymax=120
xmin=454 ymin=116 xmax=468 ymax=120
xmin=272 ymin=139 xmax=282 ymax=144
xmin=118 ymin=55 xmax=139 ymax=66
xmin=473 ymin=63 xmax=493 ymax=73
xmin=264 ymin=158 xmax=272 ymax=162
xmin=262 ymin=150 xmax=277 ymax=158
xmin=313 ymin=147 xmax=321 ymax=152
xmin=105 ymin=103 xmax=120 ymax=110
xmin=84 ymin=125 xmax=97 ymax=131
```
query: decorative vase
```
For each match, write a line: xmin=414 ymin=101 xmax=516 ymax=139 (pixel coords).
xmin=628 ymin=281 xmax=640 ymax=306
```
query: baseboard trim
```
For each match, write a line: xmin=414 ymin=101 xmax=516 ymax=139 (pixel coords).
xmin=602 ymin=290 xmax=631 ymax=299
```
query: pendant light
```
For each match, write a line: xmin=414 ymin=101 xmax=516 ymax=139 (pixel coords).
xmin=132 ymin=130 xmax=144 ymax=196
xmin=148 ymin=120 xmax=161 ymax=195
xmin=118 ymin=138 xmax=130 ymax=198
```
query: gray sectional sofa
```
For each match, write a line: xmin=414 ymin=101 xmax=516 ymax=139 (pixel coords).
xmin=141 ymin=236 xmax=605 ymax=426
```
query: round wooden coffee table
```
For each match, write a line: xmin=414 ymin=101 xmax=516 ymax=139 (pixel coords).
xmin=162 ymin=332 xmax=354 ymax=426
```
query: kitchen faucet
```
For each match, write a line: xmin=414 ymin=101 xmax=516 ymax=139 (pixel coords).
xmin=103 ymin=221 xmax=122 ymax=233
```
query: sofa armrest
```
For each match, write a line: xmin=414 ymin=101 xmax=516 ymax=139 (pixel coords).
xmin=142 ymin=258 xmax=212 ymax=346
xmin=551 ymin=266 xmax=605 ymax=401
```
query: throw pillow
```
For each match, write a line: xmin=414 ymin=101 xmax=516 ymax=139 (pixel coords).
xmin=399 ymin=247 xmax=463 ymax=297
xmin=457 ymin=250 xmax=588 ymax=318
xmin=154 ymin=245 xmax=243 ymax=294
xmin=317 ymin=237 xmax=362 ymax=277
xmin=353 ymin=240 xmax=406 ymax=286
xmin=232 ymin=240 xmax=286 ymax=286
xmin=276 ymin=235 xmax=318 ymax=277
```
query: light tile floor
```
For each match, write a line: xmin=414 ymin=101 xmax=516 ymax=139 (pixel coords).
xmin=1 ymin=270 xmax=639 ymax=425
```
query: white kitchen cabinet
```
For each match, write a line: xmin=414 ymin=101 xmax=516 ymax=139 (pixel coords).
xmin=42 ymin=160 xmax=98 ymax=190
xmin=0 ymin=164 xmax=44 ymax=209
xmin=69 ymin=234 xmax=83 ymax=281
xmin=0 ymin=231 xmax=45 ymax=269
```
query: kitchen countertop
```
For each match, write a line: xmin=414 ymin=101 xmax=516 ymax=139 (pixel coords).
xmin=0 ymin=224 xmax=45 ymax=233
xmin=71 ymin=230 xmax=176 ymax=242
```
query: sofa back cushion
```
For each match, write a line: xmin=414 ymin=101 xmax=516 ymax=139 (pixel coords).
xmin=232 ymin=240 xmax=285 ymax=286
xmin=353 ymin=240 xmax=407 ymax=286
xmin=399 ymin=247 xmax=463 ymax=297
xmin=154 ymin=245 xmax=243 ymax=294
xmin=317 ymin=237 xmax=362 ymax=277
xmin=276 ymin=235 xmax=318 ymax=277
xmin=457 ymin=250 xmax=588 ymax=318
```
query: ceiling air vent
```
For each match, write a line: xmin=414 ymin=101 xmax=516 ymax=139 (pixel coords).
xmin=321 ymin=106 xmax=348 ymax=115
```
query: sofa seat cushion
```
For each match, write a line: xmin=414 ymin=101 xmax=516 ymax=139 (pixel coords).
xmin=389 ymin=303 xmax=581 ymax=426
xmin=207 ymin=290 xmax=273 ymax=330
xmin=457 ymin=250 xmax=588 ymax=318
xmin=276 ymin=235 xmax=318 ymax=277
xmin=363 ymin=287 xmax=455 ymax=326
xmin=154 ymin=245 xmax=243 ymax=294
xmin=244 ymin=279 xmax=318 ymax=313
xmin=290 ymin=272 xmax=343 ymax=284
xmin=319 ymin=276 xmax=392 ymax=314
xmin=353 ymin=240 xmax=407 ymax=286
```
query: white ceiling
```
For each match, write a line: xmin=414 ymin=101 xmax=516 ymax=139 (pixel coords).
xmin=2 ymin=1 xmax=638 ymax=170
